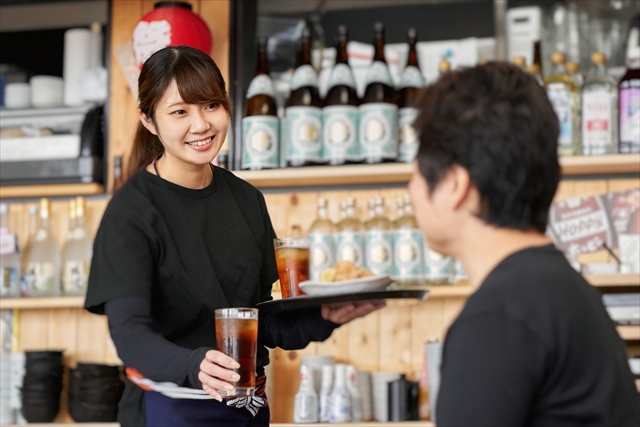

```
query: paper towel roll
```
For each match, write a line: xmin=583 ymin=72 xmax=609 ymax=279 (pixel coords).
xmin=63 ymin=28 xmax=92 ymax=106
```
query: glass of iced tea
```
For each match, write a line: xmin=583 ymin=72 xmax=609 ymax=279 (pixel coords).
xmin=274 ymin=237 xmax=310 ymax=298
xmin=214 ymin=308 xmax=259 ymax=397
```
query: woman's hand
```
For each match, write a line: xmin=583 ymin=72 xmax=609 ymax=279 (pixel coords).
xmin=198 ymin=350 xmax=240 ymax=401
xmin=320 ymin=301 xmax=385 ymax=325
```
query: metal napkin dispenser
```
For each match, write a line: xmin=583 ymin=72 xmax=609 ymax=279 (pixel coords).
xmin=0 ymin=105 xmax=104 ymax=186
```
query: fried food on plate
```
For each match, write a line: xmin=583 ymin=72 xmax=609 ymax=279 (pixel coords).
xmin=320 ymin=261 xmax=374 ymax=282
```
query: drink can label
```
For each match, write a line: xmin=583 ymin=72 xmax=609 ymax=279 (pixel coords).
xmin=328 ymin=63 xmax=356 ymax=90
xmin=619 ymin=85 xmax=640 ymax=153
xmin=309 ymin=232 xmax=336 ymax=281
xmin=286 ymin=106 xmax=322 ymax=163
xmin=27 ymin=262 xmax=56 ymax=292
xmin=422 ymin=242 xmax=454 ymax=282
xmin=291 ymin=64 xmax=318 ymax=91
xmin=336 ymin=231 xmax=364 ymax=268
xmin=398 ymin=65 xmax=424 ymax=89
xmin=322 ymin=105 xmax=359 ymax=162
xmin=246 ymin=74 xmax=276 ymax=99
xmin=359 ymin=103 xmax=398 ymax=160
xmin=398 ymin=107 xmax=420 ymax=163
xmin=393 ymin=228 xmax=424 ymax=280
xmin=63 ymin=260 xmax=90 ymax=293
xmin=582 ymin=91 xmax=614 ymax=153
xmin=364 ymin=230 xmax=394 ymax=276
xmin=365 ymin=61 xmax=392 ymax=86
xmin=547 ymin=83 xmax=574 ymax=150
xmin=242 ymin=116 xmax=279 ymax=169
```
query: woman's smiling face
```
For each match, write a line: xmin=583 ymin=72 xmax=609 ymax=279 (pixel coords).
xmin=141 ymin=79 xmax=228 ymax=168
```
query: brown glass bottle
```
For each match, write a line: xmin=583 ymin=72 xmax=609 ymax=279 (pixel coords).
xmin=242 ymin=37 xmax=280 ymax=170
xmin=397 ymin=28 xmax=424 ymax=164
xmin=359 ymin=22 xmax=398 ymax=164
xmin=285 ymin=25 xmax=323 ymax=168
xmin=322 ymin=26 xmax=360 ymax=166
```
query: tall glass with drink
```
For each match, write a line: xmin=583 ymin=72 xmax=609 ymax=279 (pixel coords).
xmin=274 ymin=237 xmax=310 ymax=298
xmin=214 ymin=308 xmax=259 ymax=397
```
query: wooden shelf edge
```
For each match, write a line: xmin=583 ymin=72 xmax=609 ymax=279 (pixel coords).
xmin=585 ymin=274 xmax=640 ymax=287
xmin=0 ymin=296 xmax=85 ymax=310
xmin=0 ymin=183 xmax=104 ymax=199
xmin=560 ymin=154 xmax=640 ymax=176
xmin=617 ymin=325 xmax=640 ymax=341
xmin=3 ymin=424 xmax=434 ymax=427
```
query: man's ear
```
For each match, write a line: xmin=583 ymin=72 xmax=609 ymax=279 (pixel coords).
xmin=449 ymin=164 xmax=473 ymax=211
xmin=140 ymin=111 xmax=158 ymax=136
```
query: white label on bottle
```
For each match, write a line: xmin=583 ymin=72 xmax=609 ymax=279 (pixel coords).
xmin=398 ymin=107 xmax=420 ymax=163
xmin=27 ymin=262 xmax=56 ymax=292
xmin=619 ymin=85 xmax=640 ymax=153
xmin=547 ymin=83 xmax=574 ymax=149
xmin=291 ymin=64 xmax=318 ymax=91
xmin=398 ymin=65 xmax=425 ymax=89
xmin=335 ymin=231 xmax=364 ymax=268
xmin=0 ymin=231 xmax=17 ymax=256
xmin=0 ymin=266 xmax=19 ymax=296
xmin=285 ymin=106 xmax=322 ymax=163
xmin=359 ymin=103 xmax=398 ymax=160
xmin=327 ymin=63 xmax=356 ymax=90
xmin=582 ymin=91 xmax=614 ymax=153
xmin=246 ymin=74 xmax=276 ymax=99
xmin=393 ymin=228 xmax=424 ymax=280
xmin=309 ymin=232 xmax=335 ymax=281
xmin=63 ymin=260 xmax=90 ymax=293
xmin=423 ymin=242 xmax=454 ymax=282
xmin=365 ymin=61 xmax=393 ymax=86
xmin=294 ymin=392 xmax=319 ymax=423
xmin=242 ymin=116 xmax=280 ymax=169
xmin=322 ymin=105 xmax=360 ymax=162
xmin=364 ymin=230 xmax=394 ymax=276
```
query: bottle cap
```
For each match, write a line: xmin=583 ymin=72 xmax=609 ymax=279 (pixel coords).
xmin=526 ymin=64 xmax=541 ymax=74
xmin=512 ymin=56 xmax=526 ymax=67
xmin=407 ymin=27 xmax=417 ymax=40
xmin=337 ymin=25 xmax=348 ymax=37
xmin=551 ymin=52 xmax=566 ymax=65
xmin=438 ymin=59 xmax=451 ymax=72
xmin=591 ymin=52 xmax=606 ymax=65
xmin=566 ymin=62 xmax=580 ymax=73
xmin=374 ymin=22 xmax=384 ymax=33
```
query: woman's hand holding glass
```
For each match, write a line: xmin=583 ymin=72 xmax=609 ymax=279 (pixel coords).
xmin=198 ymin=350 xmax=240 ymax=402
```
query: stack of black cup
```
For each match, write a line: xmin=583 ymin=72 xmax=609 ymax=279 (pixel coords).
xmin=68 ymin=363 xmax=124 ymax=422
xmin=20 ymin=351 xmax=64 ymax=422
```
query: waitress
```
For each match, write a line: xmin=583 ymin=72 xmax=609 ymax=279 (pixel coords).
xmin=85 ymin=46 xmax=382 ymax=427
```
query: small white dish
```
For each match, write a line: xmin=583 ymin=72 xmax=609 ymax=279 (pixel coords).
xmin=299 ymin=276 xmax=393 ymax=297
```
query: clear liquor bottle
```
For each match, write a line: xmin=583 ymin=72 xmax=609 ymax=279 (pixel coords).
xmin=619 ymin=41 xmax=640 ymax=153
xmin=364 ymin=196 xmax=394 ymax=276
xmin=64 ymin=198 xmax=77 ymax=245
xmin=346 ymin=365 xmax=363 ymax=422
xmin=293 ymin=364 xmax=318 ymax=423
xmin=242 ymin=37 xmax=280 ymax=170
xmin=413 ymin=194 xmax=454 ymax=286
xmin=308 ymin=198 xmax=337 ymax=281
xmin=359 ymin=22 xmax=398 ymax=164
xmin=322 ymin=26 xmax=360 ymax=165
xmin=62 ymin=197 xmax=92 ymax=296
xmin=26 ymin=198 xmax=61 ymax=297
xmin=286 ymin=25 xmax=323 ymax=167
xmin=582 ymin=53 xmax=619 ymax=155
xmin=397 ymin=28 xmax=424 ymax=164
xmin=20 ymin=204 xmax=38 ymax=275
xmin=0 ymin=203 xmax=21 ymax=298
xmin=393 ymin=197 xmax=424 ymax=286
xmin=336 ymin=197 xmax=364 ymax=267
xmin=545 ymin=52 xmax=580 ymax=156
xmin=328 ymin=363 xmax=351 ymax=423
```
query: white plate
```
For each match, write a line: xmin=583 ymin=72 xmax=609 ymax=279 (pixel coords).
xmin=298 ymin=276 xmax=393 ymax=297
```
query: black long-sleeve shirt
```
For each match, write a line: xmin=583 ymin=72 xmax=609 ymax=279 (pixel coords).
xmin=85 ymin=166 xmax=338 ymax=426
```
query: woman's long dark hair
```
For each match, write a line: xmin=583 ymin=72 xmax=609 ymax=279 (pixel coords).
xmin=128 ymin=46 xmax=231 ymax=178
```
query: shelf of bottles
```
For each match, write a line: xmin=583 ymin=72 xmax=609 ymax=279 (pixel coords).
xmin=0 ymin=183 xmax=104 ymax=199
xmin=238 ymin=22 xmax=640 ymax=180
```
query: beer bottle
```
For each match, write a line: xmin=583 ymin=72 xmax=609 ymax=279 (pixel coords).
xmin=336 ymin=197 xmax=364 ymax=267
xmin=545 ymin=52 xmax=580 ymax=156
xmin=242 ymin=37 xmax=279 ymax=170
xmin=393 ymin=196 xmax=424 ymax=286
xmin=359 ymin=22 xmax=398 ymax=164
xmin=322 ymin=26 xmax=360 ymax=165
xmin=364 ymin=196 xmax=394 ymax=276
xmin=285 ymin=25 xmax=323 ymax=167
xmin=308 ymin=198 xmax=337 ymax=281
xmin=397 ymin=28 xmax=424 ymax=164
xmin=527 ymin=40 xmax=545 ymax=85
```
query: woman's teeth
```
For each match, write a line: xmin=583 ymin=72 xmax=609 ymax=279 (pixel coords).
xmin=186 ymin=136 xmax=212 ymax=147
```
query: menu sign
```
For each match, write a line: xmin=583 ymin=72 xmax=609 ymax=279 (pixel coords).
xmin=548 ymin=195 xmax=615 ymax=256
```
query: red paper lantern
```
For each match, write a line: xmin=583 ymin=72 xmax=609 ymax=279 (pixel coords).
xmin=132 ymin=1 xmax=212 ymax=69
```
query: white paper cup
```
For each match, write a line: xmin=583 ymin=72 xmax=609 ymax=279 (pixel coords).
xmin=371 ymin=371 xmax=402 ymax=422
xmin=30 ymin=75 xmax=64 ymax=108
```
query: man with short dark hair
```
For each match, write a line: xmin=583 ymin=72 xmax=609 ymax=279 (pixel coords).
xmin=408 ymin=62 xmax=639 ymax=426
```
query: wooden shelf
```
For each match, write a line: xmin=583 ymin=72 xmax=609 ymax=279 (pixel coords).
xmin=0 ymin=296 xmax=84 ymax=310
xmin=232 ymin=155 xmax=639 ymax=189
xmin=0 ymin=183 xmax=104 ymax=199
xmin=4 ymin=424 xmax=434 ymax=427
xmin=585 ymin=274 xmax=640 ymax=287
xmin=617 ymin=325 xmax=640 ymax=341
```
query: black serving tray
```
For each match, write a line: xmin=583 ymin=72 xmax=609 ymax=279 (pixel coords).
xmin=257 ymin=289 xmax=429 ymax=316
